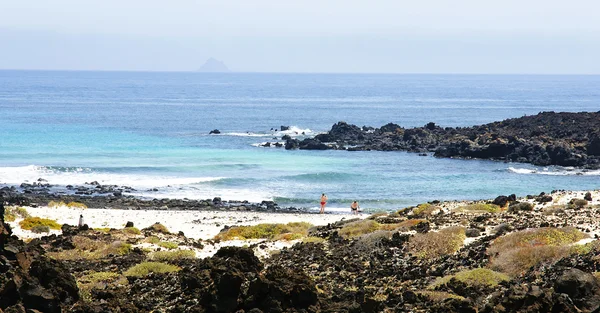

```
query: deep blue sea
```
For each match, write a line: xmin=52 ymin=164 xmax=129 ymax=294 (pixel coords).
xmin=1 ymin=70 xmax=599 ymax=212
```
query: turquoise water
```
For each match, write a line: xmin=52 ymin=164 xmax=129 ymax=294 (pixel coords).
xmin=1 ymin=71 xmax=599 ymax=212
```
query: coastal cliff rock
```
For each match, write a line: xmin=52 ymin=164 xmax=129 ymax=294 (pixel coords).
xmin=285 ymin=111 xmax=600 ymax=168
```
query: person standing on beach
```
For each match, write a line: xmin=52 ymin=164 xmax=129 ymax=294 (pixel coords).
xmin=351 ymin=201 xmax=360 ymax=215
xmin=320 ymin=193 xmax=328 ymax=214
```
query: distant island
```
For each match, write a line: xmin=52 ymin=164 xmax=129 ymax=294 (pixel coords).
xmin=197 ymin=58 xmax=230 ymax=72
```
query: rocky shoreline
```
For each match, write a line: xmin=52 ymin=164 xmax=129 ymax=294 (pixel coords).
xmin=282 ymin=111 xmax=600 ymax=169
xmin=2 ymin=190 xmax=600 ymax=312
xmin=1 ymin=185 xmax=302 ymax=213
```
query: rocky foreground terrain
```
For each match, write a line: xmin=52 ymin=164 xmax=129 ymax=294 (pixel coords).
xmin=283 ymin=111 xmax=600 ymax=169
xmin=2 ymin=190 xmax=600 ymax=312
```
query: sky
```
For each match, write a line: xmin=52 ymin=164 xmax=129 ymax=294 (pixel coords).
xmin=0 ymin=0 xmax=599 ymax=73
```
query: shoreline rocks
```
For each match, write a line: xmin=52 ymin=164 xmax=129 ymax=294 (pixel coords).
xmin=283 ymin=111 xmax=600 ymax=169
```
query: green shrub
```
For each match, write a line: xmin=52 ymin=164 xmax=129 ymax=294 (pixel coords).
xmin=408 ymin=226 xmax=466 ymax=259
xmin=455 ymin=203 xmax=500 ymax=213
xmin=214 ymin=222 xmax=312 ymax=240
xmin=124 ymin=262 xmax=181 ymax=277
xmin=145 ymin=236 xmax=160 ymax=244
xmin=157 ymin=241 xmax=179 ymax=250
xmin=31 ymin=225 xmax=50 ymax=233
xmin=123 ymin=227 xmax=141 ymax=235
xmin=19 ymin=217 xmax=61 ymax=230
xmin=149 ymin=249 xmax=196 ymax=261
xmin=412 ymin=203 xmax=442 ymax=216
xmin=338 ymin=220 xmax=380 ymax=239
xmin=429 ymin=268 xmax=509 ymax=289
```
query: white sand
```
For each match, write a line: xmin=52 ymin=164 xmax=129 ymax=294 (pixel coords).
xmin=7 ymin=206 xmax=362 ymax=240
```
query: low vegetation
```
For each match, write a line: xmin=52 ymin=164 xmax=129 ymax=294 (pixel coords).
xmin=144 ymin=223 xmax=170 ymax=234
xmin=429 ymin=268 xmax=509 ymax=289
xmin=338 ymin=220 xmax=380 ymax=239
xmin=416 ymin=290 xmax=466 ymax=302
xmin=379 ymin=219 xmax=427 ymax=231
xmin=412 ymin=203 xmax=440 ymax=216
xmin=214 ymin=222 xmax=312 ymax=241
xmin=157 ymin=241 xmax=179 ymax=250
xmin=77 ymin=271 xmax=126 ymax=301
xmin=145 ymin=236 xmax=161 ymax=244
xmin=48 ymin=200 xmax=88 ymax=209
xmin=123 ymin=227 xmax=141 ymax=235
xmin=124 ymin=262 xmax=181 ymax=277
xmin=19 ymin=216 xmax=61 ymax=230
xmin=3 ymin=206 xmax=30 ymax=222
xmin=454 ymin=203 xmax=501 ymax=213
xmin=149 ymin=249 xmax=196 ymax=262
xmin=48 ymin=236 xmax=132 ymax=260
xmin=31 ymin=225 xmax=50 ymax=233
xmin=488 ymin=227 xmax=586 ymax=276
xmin=408 ymin=226 xmax=466 ymax=259
xmin=302 ymin=236 xmax=326 ymax=244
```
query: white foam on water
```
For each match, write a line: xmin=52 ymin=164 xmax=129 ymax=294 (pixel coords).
xmin=221 ymin=126 xmax=313 ymax=138
xmin=0 ymin=165 xmax=224 ymax=189
xmin=507 ymin=166 xmax=600 ymax=176
xmin=251 ymin=142 xmax=286 ymax=148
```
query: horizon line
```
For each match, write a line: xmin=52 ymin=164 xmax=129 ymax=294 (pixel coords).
xmin=1 ymin=68 xmax=599 ymax=76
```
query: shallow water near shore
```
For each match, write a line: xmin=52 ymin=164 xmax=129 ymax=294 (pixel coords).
xmin=1 ymin=71 xmax=600 ymax=211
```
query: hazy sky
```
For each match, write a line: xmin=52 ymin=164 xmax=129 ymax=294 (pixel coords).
xmin=1 ymin=0 xmax=599 ymax=73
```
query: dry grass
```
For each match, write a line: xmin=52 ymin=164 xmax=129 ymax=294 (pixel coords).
xmin=48 ymin=236 xmax=132 ymax=260
xmin=488 ymin=227 xmax=586 ymax=255
xmin=123 ymin=227 xmax=141 ymax=235
xmin=338 ymin=220 xmax=381 ymax=239
xmin=379 ymin=219 xmax=427 ymax=231
xmin=302 ymin=236 xmax=326 ymax=244
xmin=353 ymin=230 xmax=393 ymax=253
xmin=429 ymin=268 xmax=509 ymax=289
xmin=48 ymin=201 xmax=87 ymax=209
xmin=214 ymin=222 xmax=312 ymax=240
xmin=416 ymin=290 xmax=465 ymax=302
xmin=408 ymin=226 xmax=466 ymax=259
xmin=412 ymin=203 xmax=440 ymax=216
xmin=454 ymin=203 xmax=501 ymax=213
xmin=148 ymin=249 xmax=196 ymax=262
xmin=19 ymin=217 xmax=61 ymax=230
xmin=3 ymin=206 xmax=30 ymax=222
xmin=124 ymin=262 xmax=181 ymax=277
xmin=488 ymin=227 xmax=586 ymax=276
xmin=145 ymin=236 xmax=161 ymax=244
xmin=77 ymin=271 xmax=126 ymax=301
xmin=145 ymin=223 xmax=170 ymax=234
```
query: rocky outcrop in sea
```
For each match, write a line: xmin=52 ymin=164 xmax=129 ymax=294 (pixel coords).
xmin=284 ymin=111 xmax=600 ymax=168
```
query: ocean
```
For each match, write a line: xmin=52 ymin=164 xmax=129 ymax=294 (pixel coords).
xmin=1 ymin=70 xmax=599 ymax=212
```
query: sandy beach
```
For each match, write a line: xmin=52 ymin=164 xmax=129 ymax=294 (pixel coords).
xmin=8 ymin=206 xmax=361 ymax=240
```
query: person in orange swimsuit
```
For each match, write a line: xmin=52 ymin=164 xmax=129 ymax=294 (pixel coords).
xmin=320 ymin=193 xmax=328 ymax=214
